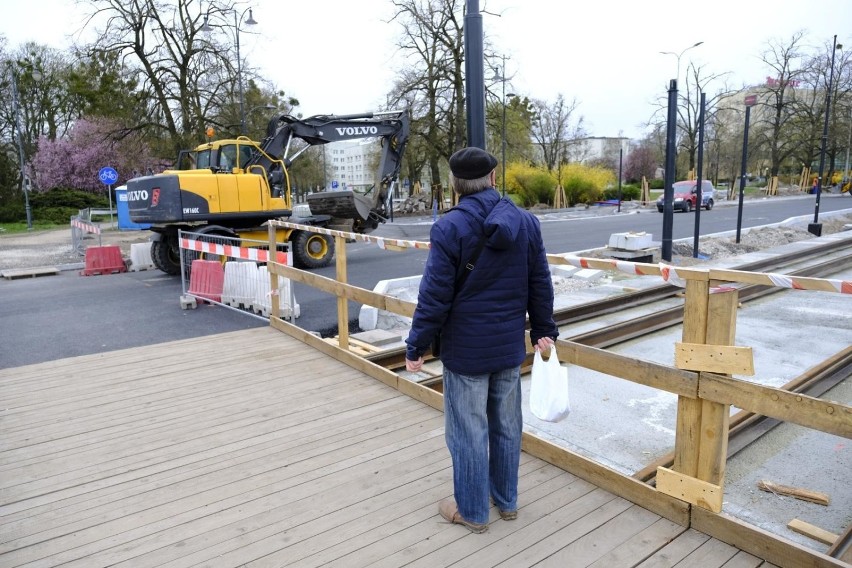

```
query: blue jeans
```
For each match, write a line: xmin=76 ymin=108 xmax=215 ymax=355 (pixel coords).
xmin=443 ymin=366 xmax=523 ymax=524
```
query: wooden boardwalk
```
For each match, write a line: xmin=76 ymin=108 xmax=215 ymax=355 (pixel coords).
xmin=0 ymin=327 xmax=779 ymax=567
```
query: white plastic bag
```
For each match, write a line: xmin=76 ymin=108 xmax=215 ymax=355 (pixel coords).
xmin=529 ymin=345 xmax=571 ymax=422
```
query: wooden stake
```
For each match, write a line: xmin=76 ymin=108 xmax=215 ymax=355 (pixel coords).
xmin=758 ymin=480 xmax=830 ymax=505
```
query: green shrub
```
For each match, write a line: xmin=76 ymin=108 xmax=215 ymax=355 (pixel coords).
xmin=558 ymin=163 xmax=613 ymax=205
xmin=602 ymin=184 xmax=640 ymax=201
xmin=0 ymin=201 xmax=25 ymax=223
xmin=30 ymin=188 xmax=109 ymax=210
xmin=649 ymin=178 xmax=665 ymax=189
xmin=505 ymin=163 xmax=557 ymax=206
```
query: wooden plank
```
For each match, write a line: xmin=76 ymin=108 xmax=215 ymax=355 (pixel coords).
xmin=696 ymin=399 xmax=731 ymax=486
xmin=691 ymin=505 xmax=849 ymax=568
xmin=787 ymin=519 xmax=839 ymax=545
xmin=675 ymin=343 xmax=754 ymax=375
xmin=585 ymin=517 xmax=687 ymax=568
xmin=708 ymin=267 xmax=849 ymax=293
xmin=443 ymin=487 xmax=618 ymax=568
xmin=634 ymin=528 xmax=711 ymax=567
xmin=676 ymin=538 xmax=739 ymax=567
xmin=554 ymin=340 xmax=699 ymax=398
xmin=269 ymin=261 xmax=417 ymax=317
xmin=522 ymin=433 xmax=690 ymax=526
xmin=296 ymin=465 xmax=581 ymax=568
xmin=493 ymin=497 xmax=634 ymax=566
xmin=335 ymin=235 xmax=349 ymax=350
xmin=757 ymin=480 xmax=831 ymax=505
xmin=674 ymin=279 xmax=710 ymax=476
xmin=656 ymin=466 xmax=723 ymax=513
xmin=533 ymin=504 xmax=661 ymax=567
xmin=699 ymin=374 xmax=852 ymax=439
xmin=0 ymin=266 xmax=59 ymax=279
xmin=695 ymin=288 xmax=737 ymax=486
xmin=271 ymin=316 xmax=444 ymax=411
xmin=719 ymin=550 xmax=765 ymax=568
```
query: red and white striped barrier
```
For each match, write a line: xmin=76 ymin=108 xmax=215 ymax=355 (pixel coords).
xmin=553 ymin=253 xmax=852 ymax=296
xmin=179 ymin=237 xmax=290 ymax=265
xmin=71 ymin=218 xmax=101 ymax=234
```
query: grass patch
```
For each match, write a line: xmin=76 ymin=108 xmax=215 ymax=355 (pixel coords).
xmin=0 ymin=222 xmax=67 ymax=234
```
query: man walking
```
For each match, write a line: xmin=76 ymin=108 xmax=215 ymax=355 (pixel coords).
xmin=405 ymin=147 xmax=558 ymax=533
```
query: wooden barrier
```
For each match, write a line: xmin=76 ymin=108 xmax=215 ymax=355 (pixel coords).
xmin=266 ymin=221 xmax=852 ymax=567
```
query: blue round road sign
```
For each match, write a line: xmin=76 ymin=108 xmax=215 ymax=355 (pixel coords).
xmin=99 ymin=166 xmax=119 ymax=185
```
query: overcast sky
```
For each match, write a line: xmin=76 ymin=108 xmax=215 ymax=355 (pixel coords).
xmin=3 ymin=0 xmax=850 ymax=140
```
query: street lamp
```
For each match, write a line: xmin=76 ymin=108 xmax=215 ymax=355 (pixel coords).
xmin=659 ymin=41 xmax=704 ymax=85
xmin=812 ymin=37 xmax=842 ymax=232
xmin=491 ymin=55 xmax=512 ymax=196
xmin=202 ymin=6 xmax=258 ymax=135
xmin=7 ymin=63 xmax=40 ymax=230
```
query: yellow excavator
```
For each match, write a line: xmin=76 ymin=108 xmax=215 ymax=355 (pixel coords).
xmin=126 ymin=110 xmax=409 ymax=274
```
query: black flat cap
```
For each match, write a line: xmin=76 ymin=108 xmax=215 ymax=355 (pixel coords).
xmin=449 ymin=147 xmax=498 ymax=180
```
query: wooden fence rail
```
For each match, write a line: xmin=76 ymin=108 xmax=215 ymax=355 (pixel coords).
xmin=266 ymin=222 xmax=851 ymax=568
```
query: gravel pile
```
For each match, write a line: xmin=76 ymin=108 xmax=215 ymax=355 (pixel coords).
xmin=0 ymin=229 xmax=152 ymax=271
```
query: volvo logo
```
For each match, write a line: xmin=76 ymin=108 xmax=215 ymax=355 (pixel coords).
xmin=335 ymin=126 xmax=379 ymax=136
xmin=127 ymin=190 xmax=149 ymax=201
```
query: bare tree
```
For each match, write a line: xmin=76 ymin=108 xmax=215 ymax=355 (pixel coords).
xmin=751 ymin=31 xmax=810 ymax=178
xmin=677 ymin=63 xmax=736 ymax=175
xmin=81 ymin=0 xmax=290 ymax=155
xmin=529 ymin=94 xmax=585 ymax=174
xmin=387 ymin=0 xmax=465 ymax=188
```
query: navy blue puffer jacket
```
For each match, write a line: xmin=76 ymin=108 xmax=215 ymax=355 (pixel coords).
xmin=405 ymin=188 xmax=558 ymax=374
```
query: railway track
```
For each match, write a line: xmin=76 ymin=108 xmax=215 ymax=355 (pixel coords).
xmin=363 ymin=237 xmax=852 ymax=559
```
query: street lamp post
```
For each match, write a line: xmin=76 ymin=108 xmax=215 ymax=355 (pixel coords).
xmin=659 ymin=42 xmax=703 ymax=261
xmin=203 ymin=7 xmax=258 ymax=135
xmin=659 ymin=41 xmax=704 ymax=88
xmin=492 ymin=55 xmax=512 ymax=196
xmin=812 ymin=36 xmax=842 ymax=232
xmin=8 ymin=65 xmax=38 ymax=230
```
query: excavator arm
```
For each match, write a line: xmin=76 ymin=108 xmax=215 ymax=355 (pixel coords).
xmin=247 ymin=110 xmax=410 ymax=232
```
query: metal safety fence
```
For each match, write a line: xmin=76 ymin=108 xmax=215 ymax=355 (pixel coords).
xmin=70 ymin=216 xmax=102 ymax=256
xmin=178 ymin=230 xmax=299 ymax=321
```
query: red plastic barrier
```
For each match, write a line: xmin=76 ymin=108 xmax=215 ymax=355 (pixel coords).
xmin=80 ymin=245 xmax=127 ymax=276
xmin=187 ymin=260 xmax=225 ymax=303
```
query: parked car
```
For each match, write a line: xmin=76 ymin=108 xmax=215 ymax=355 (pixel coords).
xmin=657 ymin=180 xmax=715 ymax=212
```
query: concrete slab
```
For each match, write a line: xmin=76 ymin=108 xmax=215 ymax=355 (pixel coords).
xmin=608 ymin=231 xmax=653 ymax=250
xmin=573 ymin=268 xmax=605 ymax=281
xmin=350 ymin=328 xmax=402 ymax=346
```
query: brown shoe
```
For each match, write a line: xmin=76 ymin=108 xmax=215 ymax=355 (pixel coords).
xmin=438 ymin=498 xmax=488 ymax=533
xmin=498 ymin=509 xmax=517 ymax=520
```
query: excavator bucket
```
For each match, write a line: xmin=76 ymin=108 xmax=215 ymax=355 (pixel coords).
xmin=306 ymin=190 xmax=374 ymax=224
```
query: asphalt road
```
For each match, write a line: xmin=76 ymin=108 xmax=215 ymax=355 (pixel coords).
xmin=1 ymin=194 xmax=850 ymax=369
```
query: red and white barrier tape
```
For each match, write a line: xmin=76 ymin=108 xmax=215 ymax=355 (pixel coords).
xmin=557 ymin=253 xmax=851 ymax=295
xmin=71 ymin=218 xmax=101 ymax=234
xmin=268 ymin=220 xmax=432 ymax=251
xmin=179 ymin=238 xmax=291 ymax=265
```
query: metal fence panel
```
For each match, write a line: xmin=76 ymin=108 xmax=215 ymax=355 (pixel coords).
xmin=178 ymin=230 xmax=297 ymax=321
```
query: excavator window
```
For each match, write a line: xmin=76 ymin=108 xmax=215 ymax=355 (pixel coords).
xmin=219 ymin=145 xmax=237 ymax=171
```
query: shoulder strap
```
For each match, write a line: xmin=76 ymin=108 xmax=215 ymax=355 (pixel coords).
xmin=451 ymin=201 xmax=498 ymax=290
xmin=456 ymin=236 xmax=486 ymax=290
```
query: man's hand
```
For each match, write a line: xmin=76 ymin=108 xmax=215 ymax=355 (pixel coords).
xmin=535 ymin=337 xmax=555 ymax=352
xmin=406 ymin=357 xmax=424 ymax=372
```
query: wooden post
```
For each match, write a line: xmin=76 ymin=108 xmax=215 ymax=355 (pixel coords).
xmin=335 ymin=235 xmax=349 ymax=350
xmin=673 ymin=278 xmax=709 ymax=476
xmin=553 ymin=184 xmax=567 ymax=208
xmin=269 ymin=224 xmax=280 ymax=320
xmin=695 ymin=288 xmax=738 ymax=485
xmin=641 ymin=176 xmax=651 ymax=204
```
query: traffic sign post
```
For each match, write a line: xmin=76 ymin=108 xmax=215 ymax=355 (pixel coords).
xmin=98 ymin=167 xmax=118 ymax=228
